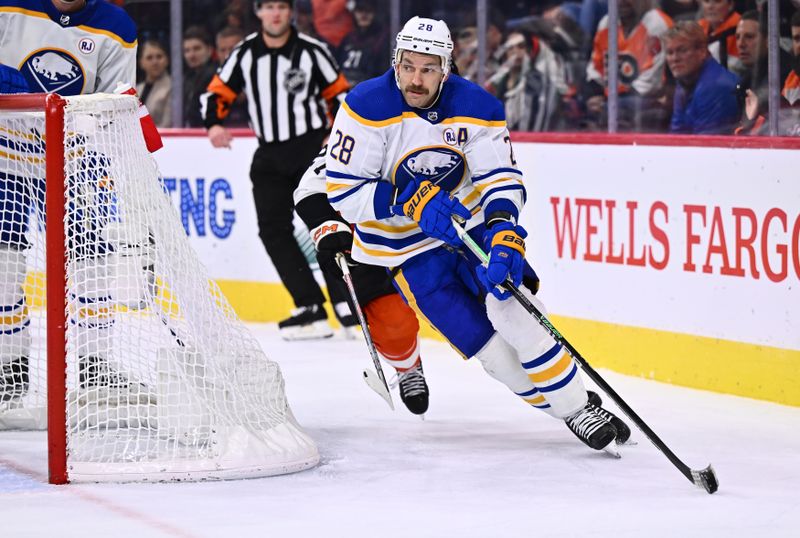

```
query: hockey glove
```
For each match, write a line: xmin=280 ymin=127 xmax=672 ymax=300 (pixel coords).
xmin=311 ymin=219 xmax=354 ymax=279
xmin=477 ymin=222 xmax=527 ymax=300
xmin=390 ymin=180 xmax=472 ymax=246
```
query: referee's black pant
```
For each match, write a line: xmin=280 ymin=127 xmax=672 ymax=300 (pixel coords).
xmin=250 ymin=129 xmax=329 ymax=309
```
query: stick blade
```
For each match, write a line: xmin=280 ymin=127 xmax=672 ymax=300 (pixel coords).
xmin=363 ymin=369 xmax=394 ymax=410
xmin=691 ymin=465 xmax=719 ymax=494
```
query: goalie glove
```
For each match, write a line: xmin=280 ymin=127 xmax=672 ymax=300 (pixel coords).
xmin=477 ymin=221 xmax=527 ymax=300
xmin=390 ymin=179 xmax=471 ymax=246
xmin=310 ymin=219 xmax=354 ymax=279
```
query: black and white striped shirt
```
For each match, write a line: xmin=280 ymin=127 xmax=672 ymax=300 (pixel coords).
xmin=201 ymin=27 xmax=348 ymax=144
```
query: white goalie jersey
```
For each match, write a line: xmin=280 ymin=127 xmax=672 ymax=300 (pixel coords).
xmin=0 ymin=0 xmax=137 ymax=95
xmin=325 ymin=69 xmax=525 ymax=267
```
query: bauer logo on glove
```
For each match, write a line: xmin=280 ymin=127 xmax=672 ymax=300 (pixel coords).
xmin=403 ymin=181 xmax=440 ymax=222
xmin=493 ymin=232 xmax=525 ymax=254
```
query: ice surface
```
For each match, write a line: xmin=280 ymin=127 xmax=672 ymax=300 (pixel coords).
xmin=1 ymin=323 xmax=799 ymax=537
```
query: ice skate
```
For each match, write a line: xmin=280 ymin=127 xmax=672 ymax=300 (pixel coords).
xmin=333 ymin=301 xmax=360 ymax=339
xmin=278 ymin=304 xmax=333 ymax=341
xmin=565 ymin=401 xmax=618 ymax=453
xmin=397 ymin=363 xmax=429 ymax=416
xmin=587 ymin=390 xmax=632 ymax=445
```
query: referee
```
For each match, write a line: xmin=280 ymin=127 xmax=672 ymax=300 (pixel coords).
xmin=202 ymin=0 xmax=349 ymax=340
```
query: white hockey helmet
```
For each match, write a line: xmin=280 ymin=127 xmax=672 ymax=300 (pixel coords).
xmin=393 ymin=16 xmax=454 ymax=77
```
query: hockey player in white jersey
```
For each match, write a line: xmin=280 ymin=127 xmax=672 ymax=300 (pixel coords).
xmin=0 ymin=0 xmax=142 ymax=412
xmin=326 ymin=16 xmax=630 ymax=451
xmin=0 ymin=0 xmax=136 ymax=95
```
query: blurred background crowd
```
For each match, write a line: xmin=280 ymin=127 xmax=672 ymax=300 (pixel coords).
xmin=121 ymin=0 xmax=800 ymax=136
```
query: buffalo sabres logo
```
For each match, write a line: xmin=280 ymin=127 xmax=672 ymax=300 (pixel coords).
xmin=21 ymin=50 xmax=85 ymax=95
xmin=393 ymin=146 xmax=466 ymax=194
xmin=283 ymin=68 xmax=307 ymax=94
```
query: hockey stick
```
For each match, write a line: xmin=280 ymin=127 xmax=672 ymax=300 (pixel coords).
xmin=451 ymin=217 xmax=719 ymax=494
xmin=336 ymin=253 xmax=394 ymax=410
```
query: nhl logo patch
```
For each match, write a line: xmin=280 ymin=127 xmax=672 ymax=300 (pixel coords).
xmin=283 ymin=68 xmax=307 ymax=94
xmin=427 ymin=111 xmax=438 ymax=121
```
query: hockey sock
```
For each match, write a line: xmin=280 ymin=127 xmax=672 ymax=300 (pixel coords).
xmin=364 ymin=294 xmax=421 ymax=371
xmin=486 ymin=288 xmax=587 ymax=418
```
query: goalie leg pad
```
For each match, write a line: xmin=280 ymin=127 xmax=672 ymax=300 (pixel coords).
xmin=486 ymin=289 xmax=587 ymax=419
xmin=365 ymin=293 xmax=420 ymax=371
xmin=69 ymin=257 xmax=114 ymax=360
xmin=0 ymin=245 xmax=31 ymax=365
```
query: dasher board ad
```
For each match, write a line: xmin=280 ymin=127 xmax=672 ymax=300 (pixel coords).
xmin=516 ymin=143 xmax=798 ymax=351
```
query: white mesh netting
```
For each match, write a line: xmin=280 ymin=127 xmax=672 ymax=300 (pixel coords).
xmin=0 ymin=94 xmax=318 ymax=482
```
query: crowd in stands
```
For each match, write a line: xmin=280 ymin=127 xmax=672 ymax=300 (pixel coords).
xmin=127 ymin=0 xmax=800 ymax=136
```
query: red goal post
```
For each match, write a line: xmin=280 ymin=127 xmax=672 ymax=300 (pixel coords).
xmin=0 ymin=93 xmax=318 ymax=483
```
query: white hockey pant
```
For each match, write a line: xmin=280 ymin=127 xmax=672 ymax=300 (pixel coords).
xmin=485 ymin=289 xmax=587 ymax=419
xmin=0 ymin=245 xmax=30 ymax=365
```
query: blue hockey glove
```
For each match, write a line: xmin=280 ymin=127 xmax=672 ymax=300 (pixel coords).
xmin=390 ymin=180 xmax=471 ymax=246
xmin=477 ymin=222 xmax=527 ymax=300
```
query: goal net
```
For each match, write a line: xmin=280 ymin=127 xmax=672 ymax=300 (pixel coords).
xmin=0 ymin=93 xmax=318 ymax=483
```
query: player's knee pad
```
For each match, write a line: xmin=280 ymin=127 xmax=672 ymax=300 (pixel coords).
xmin=472 ymin=332 xmax=533 ymax=395
xmin=0 ymin=245 xmax=26 ymax=302
xmin=0 ymin=245 xmax=31 ymax=360
xmin=365 ymin=294 xmax=420 ymax=370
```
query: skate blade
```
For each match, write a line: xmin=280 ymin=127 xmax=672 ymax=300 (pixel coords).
xmin=362 ymin=368 xmax=394 ymax=410
xmin=602 ymin=442 xmax=622 ymax=458
xmin=279 ymin=321 xmax=334 ymax=341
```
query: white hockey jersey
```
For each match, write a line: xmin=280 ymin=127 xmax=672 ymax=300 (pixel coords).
xmin=0 ymin=0 xmax=137 ymax=95
xmin=326 ymin=69 xmax=525 ymax=267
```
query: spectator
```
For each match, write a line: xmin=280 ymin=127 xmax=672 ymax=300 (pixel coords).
xmin=744 ymin=10 xmax=800 ymax=135
xmin=455 ymin=11 xmax=506 ymax=82
xmin=216 ymin=26 xmax=245 ymax=63
xmin=183 ymin=26 xmax=217 ymax=127
xmin=584 ymin=0 xmax=674 ymax=132
xmin=698 ymin=0 xmax=744 ymax=76
xmin=665 ymin=21 xmax=740 ymax=134
xmin=735 ymin=9 xmax=792 ymax=130
xmin=453 ymin=26 xmax=478 ymax=78
xmin=136 ymin=40 xmax=172 ymax=128
xmin=784 ymin=11 xmax=800 ymax=109
xmin=312 ymin=0 xmax=352 ymax=47
xmin=336 ymin=0 xmax=390 ymax=86
xmin=486 ymin=31 xmax=568 ymax=131
xmin=781 ymin=11 xmax=800 ymax=134
xmin=215 ymin=26 xmax=249 ymax=127
xmin=294 ymin=0 xmax=320 ymax=39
